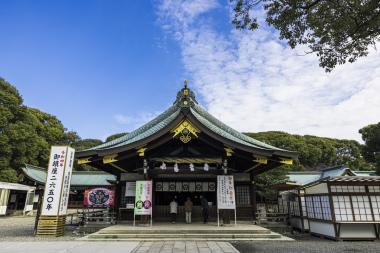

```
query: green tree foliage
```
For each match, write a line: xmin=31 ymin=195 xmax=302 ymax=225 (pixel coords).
xmin=246 ymin=131 xmax=370 ymax=170
xmin=231 ymin=0 xmax=380 ymax=72
xmin=0 ymin=78 xmax=82 ymax=181
xmin=105 ymin=132 xmax=127 ymax=142
xmin=359 ymin=122 xmax=380 ymax=175
xmin=245 ymin=131 xmax=372 ymax=199
xmin=72 ymin=138 xmax=103 ymax=171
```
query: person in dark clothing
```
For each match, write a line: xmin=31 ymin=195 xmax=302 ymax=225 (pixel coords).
xmin=200 ymin=195 xmax=209 ymax=224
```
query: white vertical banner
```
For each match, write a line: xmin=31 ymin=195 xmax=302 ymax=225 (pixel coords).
xmin=41 ymin=146 xmax=75 ymax=216
xmin=217 ymin=175 xmax=236 ymax=209
xmin=58 ymin=147 xmax=75 ymax=215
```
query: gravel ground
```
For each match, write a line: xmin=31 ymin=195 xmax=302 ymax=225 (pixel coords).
xmin=0 ymin=216 xmax=78 ymax=241
xmin=231 ymin=240 xmax=380 ymax=253
xmin=232 ymin=231 xmax=380 ymax=253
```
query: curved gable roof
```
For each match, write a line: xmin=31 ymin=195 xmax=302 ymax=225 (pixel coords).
xmin=76 ymin=86 xmax=297 ymax=159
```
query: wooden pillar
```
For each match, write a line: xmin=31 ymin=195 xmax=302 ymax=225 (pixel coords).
xmin=115 ymin=174 xmax=122 ymax=220
xmin=250 ymin=172 xmax=257 ymax=221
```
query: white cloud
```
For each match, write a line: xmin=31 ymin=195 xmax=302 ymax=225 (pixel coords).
xmin=156 ymin=0 xmax=380 ymax=142
xmin=114 ymin=111 xmax=161 ymax=128
xmin=114 ymin=114 xmax=131 ymax=124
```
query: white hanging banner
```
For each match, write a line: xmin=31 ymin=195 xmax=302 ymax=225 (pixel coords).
xmin=217 ymin=175 xmax=236 ymax=209
xmin=41 ymin=146 xmax=75 ymax=216
xmin=58 ymin=147 xmax=75 ymax=215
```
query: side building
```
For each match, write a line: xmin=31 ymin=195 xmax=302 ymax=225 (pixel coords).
xmin=279 ymin=165 xmax=380 ymax=240
xmin=20 ymin=164 xmax=116 ymax=210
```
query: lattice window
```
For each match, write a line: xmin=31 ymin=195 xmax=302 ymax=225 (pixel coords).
xmin=333 ymin=196 xmax=353 ymax=221
xmin=235 ymin=185 xmax=250 ymax=205
xmin=301 ymin=196 xmax=307 ymax=216
xmin=320 ymin=196 xmax=332 ymax=220
xmin=305 ymin=196 xmax=315 ymax=218
xmin=370 ymin=196 xmax=380 ymax=221
xmin=313 ymin=196 xmax=323 ymax=219
xmin=368 ymin=186 xmax=380 ymax=193
xmin=331 ymin=185 xmax=365 ymax=193
xmin=352 ymin=195 xmax=373 ymax=221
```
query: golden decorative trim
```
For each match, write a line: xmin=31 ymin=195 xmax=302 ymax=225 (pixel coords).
xmin=137 ymin=147 xmax=147 ymax=157
xmin=103 ymin=154 xmax=118 ymax=164
xmin=77 ymin=157 xmax=91 ymax=164
xmin=279 ymin=158 xmax=293 ymax=165
xmin=253 ymin=156 xmax=268 ymax=164
xmin=171 ymin=119 xmax=200 ymax=143
xmin=224 ymin=147 xmax=234 ymax=157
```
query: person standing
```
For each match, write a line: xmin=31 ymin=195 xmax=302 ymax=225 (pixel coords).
xmin=169 ymin=198 xmax=178 ymax=223
xmin=200 ymin=195 xmax=209 ymax=224
xmin=184 ymin=197 xmax=193 ymax=224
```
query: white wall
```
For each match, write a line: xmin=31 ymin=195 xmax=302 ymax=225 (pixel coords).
xmin=305 ymin=183 xmax=328 ymax=194
xmin=339 ymin=224 xmax=377 ymax=239
xmin=309 ymin=221 xmax=335 ymax=238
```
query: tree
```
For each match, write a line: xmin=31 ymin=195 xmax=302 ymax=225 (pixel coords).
xmin=359 ymin=122 xmax=380 ymax=175
xmin=246 ymin=131 xmax=371 ymax=171
xmin=231 ymin=0 xmax=380 ymax=72
xmin=105 ymin=132 xmax=127 ymax=142
xmin=0 ymin=77 xmax=83 ymax=181
xmin=72 ymin=138 xmax=103 ymax=171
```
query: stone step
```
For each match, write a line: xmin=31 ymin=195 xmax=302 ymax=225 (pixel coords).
xmin=86 ymin=232 xmax=283 ymax=240
xmin=97 ymin=229 xmax=271 ymax=235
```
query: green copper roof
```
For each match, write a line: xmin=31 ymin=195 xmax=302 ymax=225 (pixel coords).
xmin=286 ymin=165 xmax=376 ymax=186
xmin=77 ymin=85 xmax=297 ymax=158
xmin=85 ymin=105 xmax=181 ymax=152
xmin=21 ymin=164 xmax=115 ymax=186
xmin=191 ymin=104 xmax=288 ymax=152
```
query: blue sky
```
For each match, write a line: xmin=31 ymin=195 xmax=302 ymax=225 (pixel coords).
xmin=1 ymin=0 xmax=379 ymax=142
xmin=0 ymin=0 xmax=187 ymax=139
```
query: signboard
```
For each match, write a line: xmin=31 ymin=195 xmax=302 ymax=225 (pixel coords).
xmin=217 ymin=175 xmax=236 ymax=209
xmin=41 ymin=146 xmax=75 ymax=216
xmin=134 ymin=180 xmax=152 ymax=216
xmin=84 ymin=188 xmax=115 ymax=208
xmin=125 ymin=182 xmax=136 ymax=197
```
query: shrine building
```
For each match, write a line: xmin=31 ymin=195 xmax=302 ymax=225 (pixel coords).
xmin=75 ymin=83 xmax=298 ymax=221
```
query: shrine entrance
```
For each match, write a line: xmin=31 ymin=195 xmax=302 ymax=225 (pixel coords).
xmin=153 ymin=179 xmax=217 ymax=222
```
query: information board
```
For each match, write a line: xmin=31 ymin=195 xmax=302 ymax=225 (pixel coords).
xmin=217 ymin=175 xmax=236 ymax=209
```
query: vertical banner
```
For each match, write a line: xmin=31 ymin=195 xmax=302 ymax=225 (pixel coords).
xmin=41 ymin=146 xmax=75 ymax=216
xmin=134 ymin=180 xmax=152 ymax=215
xmin=217 ymin=175 xmax=236 ymax=209
xmin=58 ymin=147 xmax=74 ymax=215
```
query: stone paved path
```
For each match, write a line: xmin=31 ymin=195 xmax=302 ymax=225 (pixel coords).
xmin=0 ymin=241 xmax=139 ymax=253
xmin=133 ymin=241 xmax=239 ymax=253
